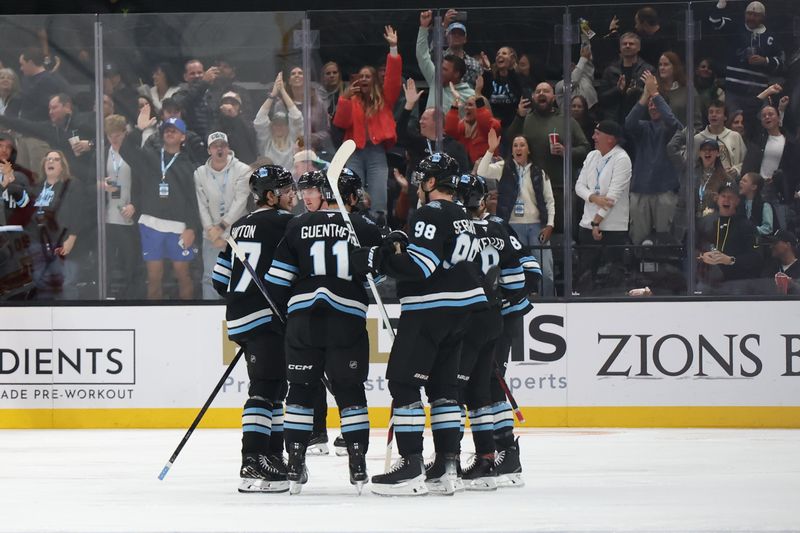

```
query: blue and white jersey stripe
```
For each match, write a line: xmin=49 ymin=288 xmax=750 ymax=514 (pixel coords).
xmin=492 ymin=401 xmax=515 ymax=430
xmin=520 ymin=255 xmax=542 ymax=275
xmin=430 ymin=404 xmax=462 ymax=431
xmin=399 ymin=287 xmax=487 ymax=312
xmin=407 ymin=243 xmax=440 ymax=278
xmin=340 ymin=406 xmax=370 ymax=433
xmin=227 ymin=308 xmax=274 ymax=335
xmin=212 ymin=255 xmax=233 ymax=286
xmin=501 ymin=297 xmax=531 ymax=316
xmin=287 ymin=287 xmax=368 ymax=318
xmin=265 ymin=259 xmax=299 ymax=287
xmin=284 ymin=404 xmax=314 ymax=432
xmin=467 ymin=406 xmax=494 ymax=432
xmin=392 ymin=406 xmax=426 ymax=433
xmin=499 ymin=265 xmax=526 ymax=290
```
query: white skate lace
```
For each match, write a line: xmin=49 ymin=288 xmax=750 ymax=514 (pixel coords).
xmin=387 ymin=457 xmax=408 ymax=474
xmin=494 ymin=450 xmax=506 ymax=467
xmin=258 ymin=456 xmax=280 ymax=474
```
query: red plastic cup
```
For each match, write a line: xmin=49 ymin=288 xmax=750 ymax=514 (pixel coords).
xmin=548 ymin=132 xmax=560 ymax=146
xmin=775 ymin=273 xmax=790 ymax=295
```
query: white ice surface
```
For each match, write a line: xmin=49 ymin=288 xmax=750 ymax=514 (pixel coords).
xmin=1 ymin=428 xmax=798 ymax=532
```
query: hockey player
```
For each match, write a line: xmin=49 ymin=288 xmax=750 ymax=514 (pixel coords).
xmin=454 ymin=173 xmax=540 ymax=491
xmin=212 ymin=164 xmax=296 ymax=493
xmin=265 ymin=167 xmax=382 ymax=494
xmin=355 ymin=153 xmax=488 ymax=496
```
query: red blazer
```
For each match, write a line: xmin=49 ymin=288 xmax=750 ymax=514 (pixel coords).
xmin=445 ymin=105 xmax=501 ymax=164
xmin=333 ymin=53 xmax=402 ymax=150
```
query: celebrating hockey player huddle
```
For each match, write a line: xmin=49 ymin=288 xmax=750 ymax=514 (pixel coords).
xmin=213 ymin=150 xmax=541 ymax=496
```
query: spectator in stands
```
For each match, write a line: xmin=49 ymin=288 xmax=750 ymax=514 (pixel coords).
xmin=212 ymin=91 xmax=257 ymax=165
xmin=738 ymin=172 xmax=774 ymax=237
xmin=599 ymin=32 xmax=654 ymax=125
xmin=741 ymin=104 xmax=799 ymax=230
xmin=695 ymin=100 xmax=747 ymax=179
xmin=280 ymin=66 xmax=332 ymax=156
xmin=441 ymin=10 xmax=481 ymax=89
xmin=136 ymin=95 xmax=159 ymax=146
xmin=175 ymin=59 xmax=218 ymax=142
xmin=515 ymin=53 xmax=545 ymax=97
xmin=768 ymin=229 xmax=800 ymax=294
xmin=254 ymin=72 xmax=303 ymax=171
xmin=570 ymin=95 xmax=597 ymax=151
xmin=657 ymin=51 xmax=702 ymax=131
xmin=695 ymin=58 xmax=725 ymax=120
xmin=508 ymin=81 xmax=590 ymax=238
xmin=574 ymin=120 xmax=632 ymax=292
xmin=417 ymin=10 xmax=474 ymax=115
xmin=143 ymin=97 xmax=206 ymax=166
xmin=555 ymin=43 xmax=598 ymax=114
xmin=0 ymin=133 xmax=31 ymax=226
xmin=333 ymin=25 xmax=402 ymax=222
xmin=396 ymin=79 xmax=470 ymax=176
xmin=445 ymin=85 xmax=501 ymax=165
xmin=632 ymin=6 xmax=667 ymax=69
xmin=696 ymin=183 xmax=762 ymax=294
xmin=477 ymin=47 xmax=522 ymax=130
xmin=321 ymin=61 xmax=345 ymax=121
xmin=16 ymin=47 xmax=68 ymax=172
xmin=194 ymin=131 xmax=251 ymax=300
xmin=31 ymin=150 xmax=87 ymax=299
xmin=210 ymin=59 xmax=254 ymax=121
xmin=102 ymin=94 xmax=115 ymax=119
xmin=102 ymin=114 xmax=144 ymax=299
xmin=478 ymin=128 xmax=555 ymax=295
xmin=144 ymin=63 xmax=180 ymax=113
xmin=728 ymin=109 xmax=747 ymax=138
xmin=0 ymin=93 xmax=96 ymax=184
xmin=625 ymin=70 xmax=682 ymax=244
xmin=707 ymin=0 xmax=784 ymax=125
xmin=120 ymin=117 xmax=201 ymax=300
xmin=0 ymin=68 xmax=22 ymax=119
xmin=103 ymin=63 xmax=138 ymax=124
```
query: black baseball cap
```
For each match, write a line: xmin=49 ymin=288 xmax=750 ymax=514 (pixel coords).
xmin=767 ymin=229 xmax=797 ymax=247
xmin=596 ymin=120 xmax=623 ymax=139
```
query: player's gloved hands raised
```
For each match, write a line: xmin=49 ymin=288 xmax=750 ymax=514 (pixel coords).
xmin=382 ymin=230 xmax=408 ymax=254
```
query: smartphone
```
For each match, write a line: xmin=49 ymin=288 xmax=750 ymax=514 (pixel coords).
xmin=454 ymin=11 xmax=467 ymax=22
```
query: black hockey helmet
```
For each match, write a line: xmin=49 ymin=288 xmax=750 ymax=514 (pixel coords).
xmin=250 ymin=164 xmax=295 ymax=204
xmin=338 ymin=167 xmax=364 ymax=204
xmin=455 ymin=173 xmax=488 ymax=209
xmin=412 ymin=152 xmax=460 ymax=191
xmin=297 ymin=170 xmax=327 ymax=192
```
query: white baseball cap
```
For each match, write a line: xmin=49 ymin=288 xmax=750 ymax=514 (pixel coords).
xmin=207 ymin=131 xmax=228 ymax=146
xmin=746 ymin=1 xmax=765 ymax=14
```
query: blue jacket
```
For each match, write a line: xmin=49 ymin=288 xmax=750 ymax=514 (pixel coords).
xmin=624 ymin=95 xmax=682 ymax=194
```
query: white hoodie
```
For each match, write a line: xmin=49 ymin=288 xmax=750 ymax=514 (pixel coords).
xmin=193 ymin=152 xmax=251 ymax=236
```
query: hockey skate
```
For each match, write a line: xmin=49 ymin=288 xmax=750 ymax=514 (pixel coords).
xmin=306 ymin=432 xmax=329 ymax=456
xmin=461 ymin=453 xmax=498 ymax=491
xmin=333 ymin=434 xmax=348 ymax=456
xmin=238 ymin=454 xmax=289 ymax=493
xmin=287 ymin=442 xmax=309 ymax=495
xmin=494 ymin=438 xmax=524 ymax=488
xmin=347 ymin=442 xmax=368 ymax=495
xmin=424 ymin=453 xmax=459 ymax=495
xmin=370 ymin=454 xmax=428 ymax=496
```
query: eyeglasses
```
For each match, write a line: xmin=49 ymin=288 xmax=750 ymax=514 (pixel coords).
xmin=46 ymin=157 xmax=62 ymax=162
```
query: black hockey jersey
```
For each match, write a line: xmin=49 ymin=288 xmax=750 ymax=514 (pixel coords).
xmin=265 ymin=209 xmax=383 ymax=319
xmin=212 ymin=207 xmax=293 ymax=341
xmin=381 ymin=199 xmax=487 ymax=313
xmin=484 ymin=216 xmax=541 ymax=318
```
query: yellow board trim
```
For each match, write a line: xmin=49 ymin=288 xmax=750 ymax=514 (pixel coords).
xmin=1 ymin=406 xmax=799 ymax=429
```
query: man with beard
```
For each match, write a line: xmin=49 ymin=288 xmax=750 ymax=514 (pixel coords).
xmin=599 ymin=33 xmax=655 ymax=125
xmin=507 ymin=81 xmax=589 ymax=248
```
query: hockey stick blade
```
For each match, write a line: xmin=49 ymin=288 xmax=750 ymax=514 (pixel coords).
xmin=158 ymin=347 xmax=244 ymax=480
xmin=226 ymin=235 xmax=286 ymax=324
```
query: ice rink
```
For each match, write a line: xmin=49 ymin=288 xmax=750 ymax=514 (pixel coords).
xmin=1 ymin=427 xmax=798 ymax=532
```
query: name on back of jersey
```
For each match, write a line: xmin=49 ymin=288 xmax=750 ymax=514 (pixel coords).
xmin=453 ymin=219 xmax=475 ymax=235
xmin=231 ymin=224 xmax=256 ymax=240
xmin=300 ymin=223 xmax=350 ymax=241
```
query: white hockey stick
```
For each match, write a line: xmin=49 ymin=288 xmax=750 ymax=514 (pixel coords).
xmin=325 ymin=139 xmax=397 ymax=472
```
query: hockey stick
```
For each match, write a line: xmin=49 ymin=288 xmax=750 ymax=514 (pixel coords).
xmin=158 ymin=346 xmax=244 ymax=480
xmin=324 ymin=139 xmax=397 ymax=471
xmin=493 ymin=360 xmax=525 ymax=423
xmin=226 ymin=235 xmax=335 ymax=401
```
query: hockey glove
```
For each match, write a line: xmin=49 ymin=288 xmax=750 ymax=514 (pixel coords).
xmin=350 ymin=246 xmax=381 ymax=278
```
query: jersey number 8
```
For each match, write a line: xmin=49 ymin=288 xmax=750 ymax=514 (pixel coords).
xmin=414 ymin=221 xmax=437 ymax=240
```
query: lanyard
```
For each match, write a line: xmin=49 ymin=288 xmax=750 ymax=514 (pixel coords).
xmin=594 ymin=154 xmax=612 ymax=193
xmin=109 ymin=148 xmax=122 ymax=180
xmin=208 ymin=167 xmax=230 ymax=215
xmin=160 ymin=148 xmax=178 ymax=181
xmin=715 ymin=217 xmax=731 ymax=252
xmin=425 ymin=138 xmax=433 ymax=155
xmin=516 ymin=163 xmax=526 ymax=191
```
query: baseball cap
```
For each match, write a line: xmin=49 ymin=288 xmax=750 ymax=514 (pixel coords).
xmin=768 ymin=229 xmax=797 ymax=247
xmin=447 ymin=22 xmax=467 ymax=34
xmin=746 ymin=1 xmax=765 ymax=14
xmin=103 ymin=63 xmax=120 ymax=77
xmin=271 ymin=111 xmax=289 ymax=124
xmin=221 ymin=91 xmax=242 ymax=105
xmin=699 ymin=138 xmax=720 ymax=151
xmin=160 ymin=117 xmax=187 ymax=134
xmin=207 ymin=131 xmax=228 ymax=146
xmin=595 ymin=120 xmax=623 ymax=139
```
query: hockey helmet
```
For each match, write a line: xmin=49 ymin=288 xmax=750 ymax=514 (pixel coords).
xmin=412 ymin=152 xmax=460 ymax=190
xmin=250 ymin=164 xmax=295 ymax=204
xmin=337 ymin=167 xmax=364 ymax=204
xmin=297 ymin=170 xmax=327 ymax=192
xmin=455 ymin=173 xmax=488 ymax=209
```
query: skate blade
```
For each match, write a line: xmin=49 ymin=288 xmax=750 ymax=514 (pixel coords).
xmin=425 ymin=474 xmax=457 ymax=496
xmin=370 ymin=474 xmax=428 ymax=496
xmin=334 ymin=446 xmax=348 ymax=457
xmin=454 ymin=478 xmax=465 ymax=492
xmin=306 ymin=443 xmax=329 ymax=456
xmin=354 ymin=480 xmax=366 ymax=495
xmin=238 ymin=478 xmax=289 ymax=493
xmin=496 ymin=472 xmax=525 ymax=488
xmin=289 ymin=480 xmax=304 ymax=495
xmin=465 ymin=476 xmax=498 ymax=491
